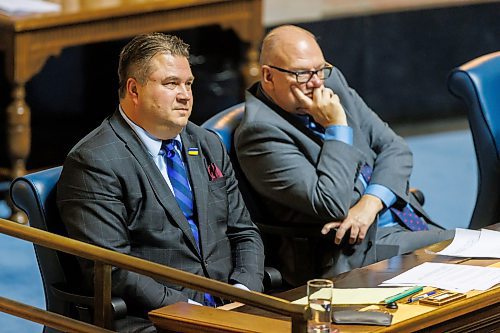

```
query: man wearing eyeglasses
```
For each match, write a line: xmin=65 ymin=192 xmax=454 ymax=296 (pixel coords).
xmin=234 ymin=25 xmax=454 ymax=287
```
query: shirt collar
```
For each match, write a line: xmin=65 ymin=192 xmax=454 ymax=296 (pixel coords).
xmin=119 ymin=105 xmax=181 ymax=157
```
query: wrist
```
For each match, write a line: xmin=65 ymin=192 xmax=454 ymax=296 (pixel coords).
xmin=360 ymin=194 xmax=384 ymax=213
xmin=323 ymin=115 xmax=347 ymax=127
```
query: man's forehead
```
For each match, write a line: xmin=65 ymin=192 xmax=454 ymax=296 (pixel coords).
xmin=148 ymin=54 xmax=193 ymax=77
xmin=273 ymin=39 xmax=325 ymax=66
xmin=274 ymin=53 xmax=326 ymax=70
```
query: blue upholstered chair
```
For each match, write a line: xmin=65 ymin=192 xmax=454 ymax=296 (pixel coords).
xmin=201 ymin=103 xmax=245 ymax=155
xmin=448 ymin=51 xmax=500 ymax=229
xmin=10 ymin=167 xmax=125 ymax=332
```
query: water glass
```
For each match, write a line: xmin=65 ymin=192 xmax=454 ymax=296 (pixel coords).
xmin=307 ymin=279 xmax=333 ymax=333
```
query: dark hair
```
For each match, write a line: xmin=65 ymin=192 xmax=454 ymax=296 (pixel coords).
xmin=117 ymin=32 xmax=190 ymax=98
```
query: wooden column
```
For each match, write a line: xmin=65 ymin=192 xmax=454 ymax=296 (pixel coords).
xmin=4 ymin=33 xmax=61 ymax=223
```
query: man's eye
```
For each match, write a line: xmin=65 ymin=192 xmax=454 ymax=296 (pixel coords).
xmin=164 ymin=82 xmax=177 ymax=89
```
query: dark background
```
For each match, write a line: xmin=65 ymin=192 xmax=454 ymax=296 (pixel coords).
xmin=0 ymin=2 xmax=499 ymax=171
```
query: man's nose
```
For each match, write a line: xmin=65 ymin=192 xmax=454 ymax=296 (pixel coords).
xmin=177 ymin=85 xmax=191 ymax=100
xmin=307 ymin=73 xmax=323 ymax=88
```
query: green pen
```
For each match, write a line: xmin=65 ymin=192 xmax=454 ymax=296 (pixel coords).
xmin=383 ymin=286 xmax=424 ymax=304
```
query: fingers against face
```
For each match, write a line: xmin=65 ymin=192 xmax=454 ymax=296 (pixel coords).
xmin=291 ymin=85 xmax=312 ymax=110
xmin=292 ymin=84 xmax=346 ymax=127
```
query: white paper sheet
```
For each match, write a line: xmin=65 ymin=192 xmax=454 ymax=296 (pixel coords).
xmin=292 ymin=287 xmax=414 ymax=305
xmin=435 ymin=228 xmax=500 ymax=258
xmin=380 ymin=262 xmax=500 ymax=293
xmin=0 ymin=0 xmax=61 ymax=15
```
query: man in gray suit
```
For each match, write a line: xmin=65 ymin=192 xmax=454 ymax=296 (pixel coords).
xmin=235 ymin=25 xmax=454 ymax=287
xmin=57 ymin=33 xmax=264 ymax=332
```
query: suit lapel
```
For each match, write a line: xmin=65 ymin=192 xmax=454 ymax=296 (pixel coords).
xmin=108 ymin=111 xmax=200 ymax=254
xmin=181 ymin=128 xmax=209 ymax=255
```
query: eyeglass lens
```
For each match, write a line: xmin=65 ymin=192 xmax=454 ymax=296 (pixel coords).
xmin=297 ymin=67 xmax=332 ymax=83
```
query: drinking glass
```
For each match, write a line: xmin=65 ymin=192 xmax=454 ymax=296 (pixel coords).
xmin=307 ymin=279 xmax=333 ymax=333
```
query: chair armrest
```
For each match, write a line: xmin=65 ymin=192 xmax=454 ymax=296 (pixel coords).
xmin=263 ymin=266 xmax=282 ymax=292
xmin=410 ymin=188 xmax=425 ymax=206
xmin=51 ymin=283 xmax=127 ymax=320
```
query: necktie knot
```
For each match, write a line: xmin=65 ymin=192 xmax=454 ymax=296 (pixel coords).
xmin=162 ymin=139 xmax=180 ymax=158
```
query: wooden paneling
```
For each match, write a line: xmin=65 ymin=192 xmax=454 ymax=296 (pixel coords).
xmin=264 ymin=0 xmax=500 ymax=25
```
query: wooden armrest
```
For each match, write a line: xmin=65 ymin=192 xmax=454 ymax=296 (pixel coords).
xmin=149 ymin=302 xmax=290 ymax=333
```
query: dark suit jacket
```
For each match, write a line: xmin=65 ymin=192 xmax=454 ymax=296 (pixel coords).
xmin=57 ymin=110 xmax=264 ymax=326
xmin=235 ymin=69 xmax=432 ymax=286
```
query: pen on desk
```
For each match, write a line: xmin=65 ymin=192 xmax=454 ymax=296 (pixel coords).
xmin=407 ymin=290 xmax=437 ymax=303
xmin=383 ymin=286 xmax=423 ymax=304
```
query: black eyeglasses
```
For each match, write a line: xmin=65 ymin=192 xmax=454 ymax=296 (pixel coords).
xmin=267 ymin=63 xmax=333 ymax=83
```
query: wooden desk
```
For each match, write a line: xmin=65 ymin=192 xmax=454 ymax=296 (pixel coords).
xmin=0 ymin=0 xmax=262 ymax=217
xmin=150 ymin=238 xmax=500 ymax=332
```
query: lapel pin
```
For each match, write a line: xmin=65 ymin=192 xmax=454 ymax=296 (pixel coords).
xmin=187 ymin=148 xmax=199 ymax=156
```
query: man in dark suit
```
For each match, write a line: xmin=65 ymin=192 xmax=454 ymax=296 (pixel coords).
xmin=235 ymin=25 xmax=454 ymax=287
xmin=57 ymin=33 xmax=264 ymax=332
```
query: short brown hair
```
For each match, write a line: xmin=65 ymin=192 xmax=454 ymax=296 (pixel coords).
xmin=117 ymin=32 xmax=190 ymax=98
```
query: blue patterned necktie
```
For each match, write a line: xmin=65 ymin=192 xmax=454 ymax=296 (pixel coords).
xmin=360 ymin=164 xmax=429 ymax=231
xmin=163 ymin=139 xmax=217 ymax=307
xmin=297 ymin=115 xmax=325 ymax=139
xmin=163 ymin=140 xmax=198 ymax=243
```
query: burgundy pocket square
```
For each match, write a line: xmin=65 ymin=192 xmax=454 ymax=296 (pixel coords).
xmin=207 ymin=163 xmax=223 ymax=181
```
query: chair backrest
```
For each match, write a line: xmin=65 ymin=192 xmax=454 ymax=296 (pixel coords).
xmin=201 ymin=102 xmax=245 ymax=154
xmin=201 ymin=103 xmax=267 ymax=221
xmin=10 ymin=166 xmax=84 ymax=332
xmin=448 ymin=51 xmax=500 ymax=229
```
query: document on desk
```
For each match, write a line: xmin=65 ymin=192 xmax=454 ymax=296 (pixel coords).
xmin=380 ymin=262 xmax=500 ymax=293
xmin=0 ymin=0 xmax=61 ymax=15
xmin=432 ymin=228 xmax=500 ymax=258
xmin=292 ymin=287 xmax=414 ymax=305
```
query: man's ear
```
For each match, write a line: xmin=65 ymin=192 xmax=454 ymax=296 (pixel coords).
xmin=261 ymin=65 xmax=275 ymax=92
xmin=127 ymin=78 xmax=139 ymax=103
xmin=262 ymin=65 xmax=273 ymax=84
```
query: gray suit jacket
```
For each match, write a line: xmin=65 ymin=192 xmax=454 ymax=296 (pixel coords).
xmin=57 ymin=110 xmax=264 ymax=325
xmin=235 ymin=68 xmax=430 ymax=286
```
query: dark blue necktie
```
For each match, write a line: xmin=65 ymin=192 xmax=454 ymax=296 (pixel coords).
xmin=163 ymin=139 xmax=217 ymax=307
xmin=360 ymin=164 xmax=429 ymax=231
xmin=297 ymin=115 xmax=325 ymax=139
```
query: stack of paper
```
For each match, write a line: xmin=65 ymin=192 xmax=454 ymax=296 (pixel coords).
xmin=0 ymin=0 xmax=61 ymax=15
xmin=380 ymin=262 xmax=500 ymax=293
xmin=433 ymin=228 xmax=500 ymax=258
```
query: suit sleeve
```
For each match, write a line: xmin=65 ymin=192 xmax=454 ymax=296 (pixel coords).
xmin=335 ymin=69 xmax=413 ymax=203
xmin=57 ymin=149 xmax=188 ymax=315
xmin=236 ymin=115 xmax=365 ymax=221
